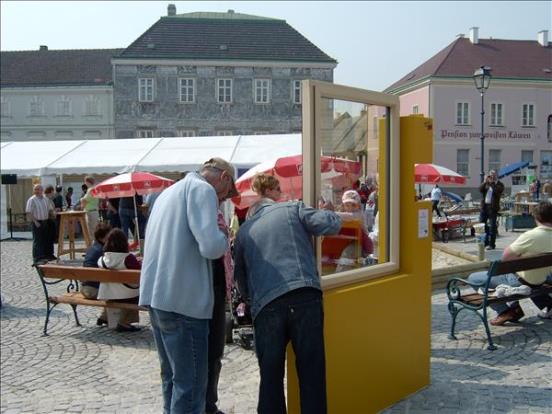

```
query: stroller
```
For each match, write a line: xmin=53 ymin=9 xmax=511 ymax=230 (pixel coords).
xmin=226 ymin=286 xmax=254 ymax=350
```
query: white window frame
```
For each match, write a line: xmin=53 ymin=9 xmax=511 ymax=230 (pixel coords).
xmin=179 ymin=78 xmax=196 ymax=104
xmin=455 ymin=101 xmax=470 ymax=125
xmin=412 ymin=105 xmax=419 ymax=115
xmin=56 ymin=96 xmax=72 ymax=116
xmin=139 ymin=78 xmax=155 ymax=102
xmin=489 ymin=102 xmax=503 ymax=126
xmin=84 ymin=95 xmax=100 ymax=116
xmin=488 ymin=149 xmax=502 ymax=173
xmin=177 ymin=129 xmax=196 ymax=137
xmin=0 ymin=96 xmax=11 ymax=117
xmin=136 ymin=129 xmax=155 ymax=138
xmin=217 ymin=78 xmax=232 ymax=103
xmin=521 ymin=103 xmax=535 ymax=127
xmin=292 ymin=80 xmax=302 ymax=104
xmin=521 ymin=150 xmax=533 ymax=164
xmin=216 ymin=130 xmax=233 ymax=136
xmin=254 ymin=78 xmax=271 ymax=104
xmin=29 ymin=96 xmax=45 ymax=116
xmin=457 ymin=149 xmax=469 ymax=177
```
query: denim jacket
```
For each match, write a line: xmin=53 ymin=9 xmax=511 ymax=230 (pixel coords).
xmin=234 ymin=200 xmax=341 ymax=319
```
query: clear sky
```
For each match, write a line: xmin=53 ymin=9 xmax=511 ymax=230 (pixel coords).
xmin=1 ymin=1 xmax=550 ymax=91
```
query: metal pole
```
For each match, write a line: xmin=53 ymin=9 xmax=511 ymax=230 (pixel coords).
xmin=480 ymin=91 xmax=485 ymax=184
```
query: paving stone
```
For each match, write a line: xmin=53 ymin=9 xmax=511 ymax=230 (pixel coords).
xmin=2 ymin=240 xmax=551 ymax=413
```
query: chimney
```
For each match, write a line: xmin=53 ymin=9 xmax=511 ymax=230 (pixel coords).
xmin=538 ymin=30 xmax=549 ymax=47
xmin=167 ymin=4 xmax=176 ymax=16
xmin=469 ymin=27 xmax=479 ymax=44
xmin=39 ymin=45 xmax=48 ymax=51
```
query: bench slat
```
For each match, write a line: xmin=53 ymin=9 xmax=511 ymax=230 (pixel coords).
xmin=39 ymin=264 xmax=140 ymax=284
xmin=50 ymin=292 xmax=147 ymax=311
xmin=459 ymin=284 xmax=552 ymax=307
xmin=491 ymin=252 xmax=552 ymax=276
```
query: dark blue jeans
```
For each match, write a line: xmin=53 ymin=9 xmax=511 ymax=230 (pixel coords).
xmin=206 ymin=258 xmax=227 ymax=413
xmin=253 ymin=288 xmax=327 ymax=414
xmin=480 ymin=205 xmax=498 ymax=248
xmin=149 ymin=308 xmax=209 ymax=414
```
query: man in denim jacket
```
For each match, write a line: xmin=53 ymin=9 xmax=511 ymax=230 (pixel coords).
xmin=234 ymin=199 xmax=341 ymax=414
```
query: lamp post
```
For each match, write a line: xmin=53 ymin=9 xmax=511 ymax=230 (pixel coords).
xmin=473 ymin=66 xmax=492 ymax=184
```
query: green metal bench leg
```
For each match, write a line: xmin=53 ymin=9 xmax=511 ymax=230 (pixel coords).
xmin=480 ymin=309 xmax=497 ymax=351
xmin=447 ymin=302 xmax=458 ymax=340
xmin=70 ymin=304 xmax=81 ymax=327
xmin=43 ymin=302 xmax=58 ymax=336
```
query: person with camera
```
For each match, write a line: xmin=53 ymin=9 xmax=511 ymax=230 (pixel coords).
xmin=479 ymin=169 xmax=504 ymax=250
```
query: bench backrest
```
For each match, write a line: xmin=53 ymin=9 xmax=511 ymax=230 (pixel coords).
xmin=38 ymin=264 xmax=141 ymax=284
xmin=489 ymin=252 xmax=552 ymax=277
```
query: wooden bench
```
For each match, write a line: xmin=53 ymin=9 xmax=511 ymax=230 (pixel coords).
xmin=35 ymin=262 xmax=146 ymax=336
xmin=446 ymin=252 xmax=552 ymax=350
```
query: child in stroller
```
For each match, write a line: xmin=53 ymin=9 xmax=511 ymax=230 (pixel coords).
xmin=227 ymin=286 xmax=254 ymax=350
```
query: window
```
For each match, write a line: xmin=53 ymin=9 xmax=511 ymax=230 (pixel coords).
xmin=490 ymin=103 xmax=503 ymax=126
xmin=522 ymin=104 xmax=535 ymax=126
xmin=84 ymin=96 xmax=99 ymax=116
xmin=548 ymin=115 xmax=552 ymax=143
xmin=29 ymin=96 xmax=44 ymax=116
xmin=457 ymin=149 xmax=469 ymax=177
xmin=57 ymin=96 xmax=71 ymax=116
xmin=0 ymin=96 xmax=11 ymax=117
xmin=293 ymin=80 xmax=302 ymax=104
xmin=179 ymin=78 xmax=195 ymax=103
xmin=412 ymin=105 xmax=419 ymax=115
xmin=136 ymin=129 xmax=155 ymax=138
xmin=521 ymin=150 xmax=533 ymax=164
xmin=541 ymin=150 xmax=552 ymax=179
xmin=177 ymin=129 xmax=196 ymax=137
xmin=456 ymin=102 xmax=469 ymax=125
xmin=254 ymin=79 xmax=271 ymax=104
xmin=139 ymin=78 xmax=154 ymax=102
xmin=217 ymin=79 xmax=232 ymax=103
xmin=254 ymin=131 xmax=268 ymax=135
xmin=488 ymin=149 xmax=501 ymax=173
xmin=216 ymin=130 xmax=233 ymax=136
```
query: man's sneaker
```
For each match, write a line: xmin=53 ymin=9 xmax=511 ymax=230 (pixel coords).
xmin=537 ymin=308 xmax=552 ymax=319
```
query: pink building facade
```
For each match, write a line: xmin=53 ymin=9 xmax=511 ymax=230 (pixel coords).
xmin=386 ymin=28 xmax=552 ymax=195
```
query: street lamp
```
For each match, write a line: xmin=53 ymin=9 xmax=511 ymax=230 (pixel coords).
xmin=473 ymin=66 xmax=492 ymax=184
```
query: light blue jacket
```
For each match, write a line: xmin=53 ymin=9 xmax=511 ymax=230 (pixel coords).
xmin=234 ymin=200 xmax=341 ymax=319
xmin=139 ymin=173 xmax=228 ymax=319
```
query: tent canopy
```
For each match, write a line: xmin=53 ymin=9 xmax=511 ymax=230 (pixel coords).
xmin=0 ymin=134 xmax=302 ymax=177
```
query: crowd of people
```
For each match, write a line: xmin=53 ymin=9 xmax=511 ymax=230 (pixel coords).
xmin=23 ymin=160 xmax=552 ymax=414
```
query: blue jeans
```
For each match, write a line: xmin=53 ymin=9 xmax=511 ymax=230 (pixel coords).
xmin=253 ymin=288 xmax=327 ymax=414
xmin=480 ymin=205 xmax=498 ymax=248
xmin=120 ymin=208 xmax=145 ymax=240
xmin=149 ymin=308 xmax=209 ymax=414
xmin=468 ymin=271 xmax=552 ymax=315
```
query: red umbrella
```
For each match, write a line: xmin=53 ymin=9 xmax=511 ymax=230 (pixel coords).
xmin=232 ymin=154 xmax=361 ymax=209
xmin=91 ymin=172 xmax=174 ymax=244
xmin=414 ymin=163 xmax=466 ymax=185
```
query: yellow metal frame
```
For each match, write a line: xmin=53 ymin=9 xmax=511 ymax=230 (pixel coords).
xmin=288 ymin=79 xmax=433 ymax=413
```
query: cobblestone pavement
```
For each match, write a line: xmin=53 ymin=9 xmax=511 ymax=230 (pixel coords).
xmin=1 ymin=240 xmax=551 ymax=413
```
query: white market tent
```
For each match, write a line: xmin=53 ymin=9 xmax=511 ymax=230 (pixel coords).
xmin=0 ymin=134 xmax=300 ymax=238
xmin=0 ymin=134 xmax=301 ymax=177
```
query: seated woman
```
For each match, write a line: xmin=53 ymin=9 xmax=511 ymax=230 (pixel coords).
xmin=97 ymin=228 xmax=141 ymax=332
xmin=335 ymin=190 xmax=374 ymax=272
xmin=82 ymin=222 xmax=112 ymax=326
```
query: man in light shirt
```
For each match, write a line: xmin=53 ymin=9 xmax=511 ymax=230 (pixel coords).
xmin=468 ymin=201 xmax=552 ymax=325
xmin=140 ymin=157 xmax=238 ymax=414
xmin=26 ymin=184 xmax=55 ymax=262
xmin=431 ymin=184 xmax=442 ymax=217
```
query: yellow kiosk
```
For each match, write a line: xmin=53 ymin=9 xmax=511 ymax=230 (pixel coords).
xmin=286 ymin=80 xmax=433 ymax=413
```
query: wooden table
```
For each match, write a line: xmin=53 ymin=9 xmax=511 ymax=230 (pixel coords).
xmin=57 ymin=211 xmax=92 ymax=259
